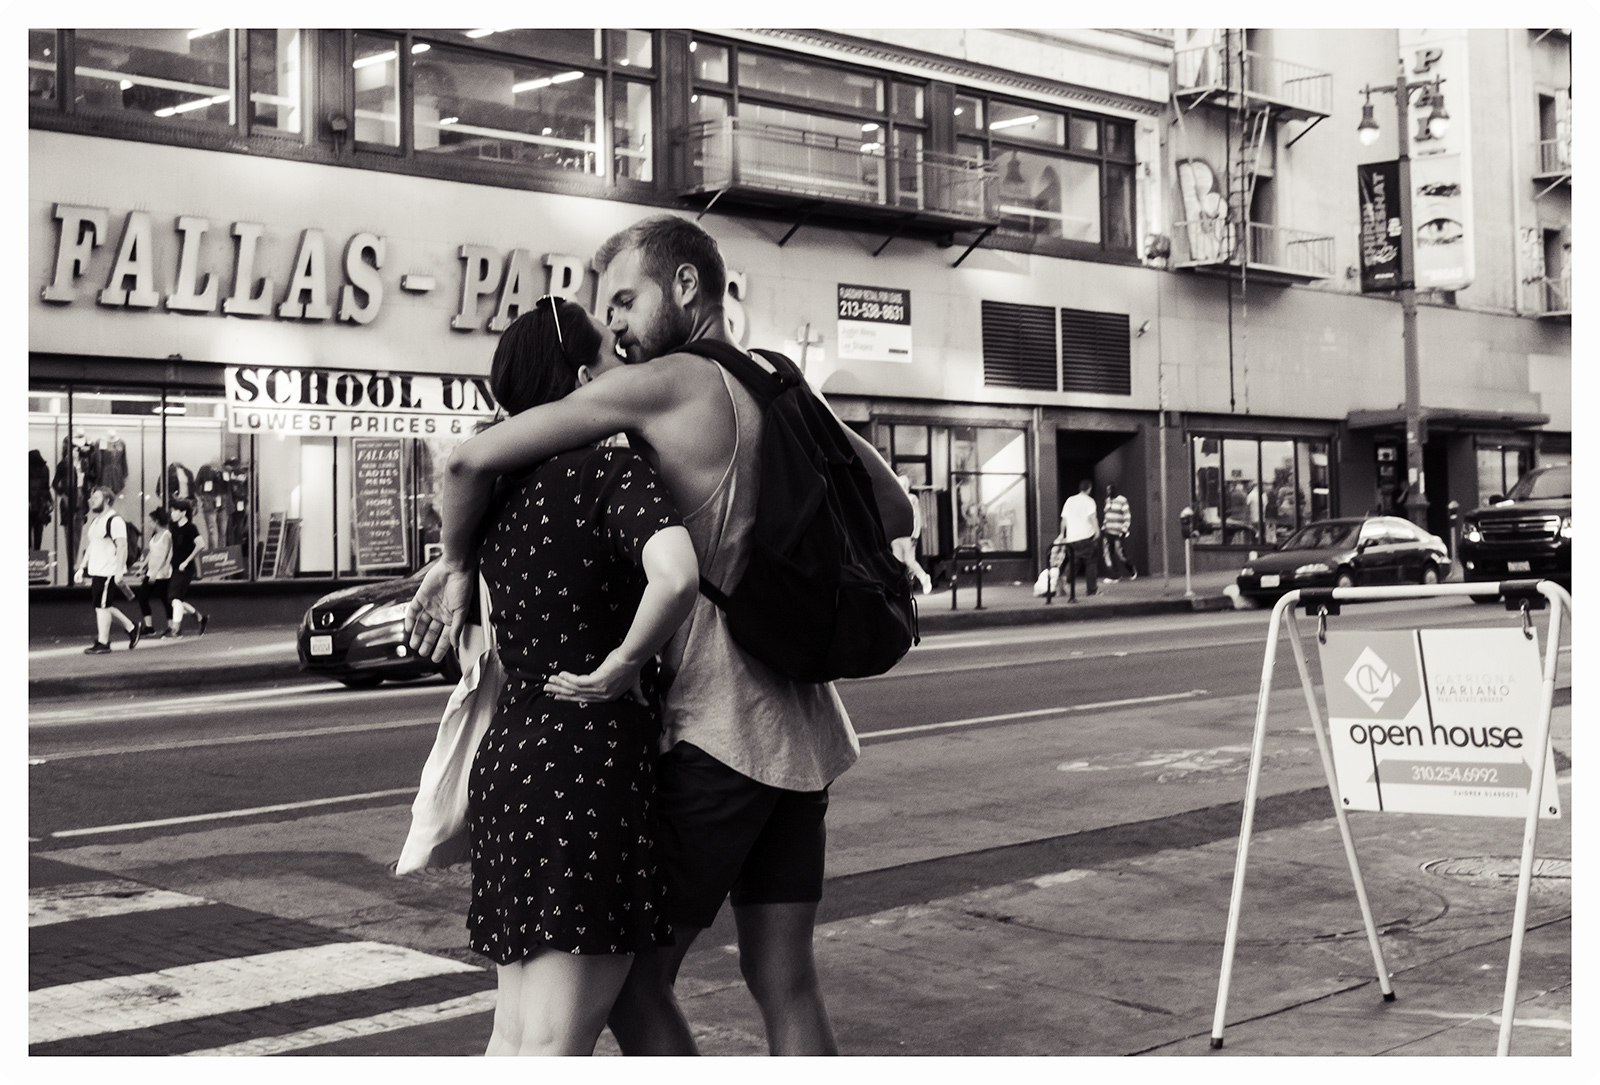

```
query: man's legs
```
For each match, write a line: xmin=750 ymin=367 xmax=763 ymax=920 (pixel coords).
xmin=605 ymin=929 xmax=702 ymax=1054
xmin=733 ymin=901 xmax=838 ymax=1055
xmin=1082 ymin=539 xmax=1099 ymax=596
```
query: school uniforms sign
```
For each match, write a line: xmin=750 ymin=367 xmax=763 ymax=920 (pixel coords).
xmin=1320 ymin=629 xmax=1560 ymax=819
xmin=224 ymin=366 xmax=496 ymax=438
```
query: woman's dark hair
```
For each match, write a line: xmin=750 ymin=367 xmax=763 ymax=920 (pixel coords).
xmin=149 ymin=507 xmax=170 ymax=528
xmin=489 ymin=297 xmax=602 ymax=417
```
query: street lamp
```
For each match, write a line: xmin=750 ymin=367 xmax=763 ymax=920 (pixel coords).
xmin=1357 ymin=59 xmax=1449 ymax=531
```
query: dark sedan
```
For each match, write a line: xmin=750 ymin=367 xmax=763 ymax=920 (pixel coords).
xmin=297 ymin=564 xmax=460 ymax=688
xmin=1237 ymin=516 xmax=1450 ymax=601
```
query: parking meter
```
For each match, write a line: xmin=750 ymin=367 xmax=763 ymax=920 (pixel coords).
xmin=1180 ymin=506 xmax=1196 ymax=539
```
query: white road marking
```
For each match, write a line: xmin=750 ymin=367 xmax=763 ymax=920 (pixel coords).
xmin=855 ymin=689 xmax=1209 ymax=740
xmin=179 ymin=989 xmax=498 ymax=1056
xmin=29 ymin=941 xmax=479 ymax=1046
xmin=30 ymin=680 xmax=447 ymax=726
xmin=32 ymin=717 xmax=437 ymax=763
xmin=28 ymin=640 xmax=295 ymax=662
xmin=29 ymin=878 xmax=211 ymax=927
xmin=50 ymin=788 xmax=416 ymax=838
xmin=852 ymin=637 xmax=1266 ymax=682
xmin=1376 ymin=1007 xmax=1571 ymax=1031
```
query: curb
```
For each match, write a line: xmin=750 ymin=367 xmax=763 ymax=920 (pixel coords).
xmin=916 ymin=594 xmax=1232 ymax=633
xmin=30 ymin=595 xmax=1235 ymax=698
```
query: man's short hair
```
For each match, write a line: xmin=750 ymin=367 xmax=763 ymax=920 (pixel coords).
xmin=1079 ymin=480 xmax=1093 ymax=493
xmin=91 ymin=485 xmax=115 ymax=504
xmin=593 ymin=214 xmax=727 ymax=302
xmin=171 ymin=498 xmax=192 ymax=516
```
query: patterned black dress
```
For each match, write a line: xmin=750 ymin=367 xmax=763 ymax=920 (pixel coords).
xmin=467 ymin=447 xmax=680 ymax=962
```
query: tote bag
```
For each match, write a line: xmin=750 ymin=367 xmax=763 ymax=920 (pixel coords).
xmin=395 ymin=578 xmax=501 ymax=874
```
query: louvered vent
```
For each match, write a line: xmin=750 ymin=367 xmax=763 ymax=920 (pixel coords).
xmin=981 ymin=301 xmax=1057 ymax=390
xmin=1059 ymin=308 xmax=1131 ymax=395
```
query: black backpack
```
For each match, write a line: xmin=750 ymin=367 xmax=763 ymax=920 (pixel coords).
xmin=109 ymin=514 xmax=142 ymax=565
xmin=677 ymin=340 xmax=917 ymax=683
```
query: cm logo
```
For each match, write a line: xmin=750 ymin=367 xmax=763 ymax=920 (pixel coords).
xmin=1344 ymin=647 xmax=1401 ymax=713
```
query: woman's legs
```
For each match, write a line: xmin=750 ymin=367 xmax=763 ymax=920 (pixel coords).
xmin=487 ymin=949 xmax=634 ymax=1056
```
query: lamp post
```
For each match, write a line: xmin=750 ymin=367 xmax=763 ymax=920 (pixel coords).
xmin=1359 ymin=58 xmax=1449 ymax=531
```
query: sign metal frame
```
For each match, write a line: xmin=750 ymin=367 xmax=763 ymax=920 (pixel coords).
xmin=1209 ymin=579 xmax=1569 ymax=1057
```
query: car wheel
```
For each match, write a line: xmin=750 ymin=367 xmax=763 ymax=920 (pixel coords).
xmin=1421 ymin=564 xmax=1440 ymax=585
xmin=1335 ymin=571 xmax=1356 ymax=589
xmin=339 ymin=675 xmax=383 ymax=689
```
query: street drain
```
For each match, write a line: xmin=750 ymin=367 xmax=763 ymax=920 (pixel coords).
xmin=1422 ymin=856 xmax=1571 ymax=894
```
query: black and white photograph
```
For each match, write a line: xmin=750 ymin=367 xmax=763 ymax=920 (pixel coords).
xmin=26 ymin=22 xmax=1574 ymax=1060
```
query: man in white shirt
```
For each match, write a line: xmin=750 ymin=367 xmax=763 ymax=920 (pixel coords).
xmin=1057 ymin=479 xmax=1100 ymax=603
xmin=75 ymin=485 xmax=140 ymax=654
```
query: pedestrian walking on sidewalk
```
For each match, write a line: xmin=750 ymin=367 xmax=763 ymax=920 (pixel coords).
xmin=1058 ymin=479 xmax=1099 ymax=602
xmin=1100 ymin=482 xmax=1137 ymax=582
xmin=409 ymin=214 xmax=914 ymax=1057
xmin=136 ymin=506 xmax=173 ymax=638
xmin=74 ymin=486 xmax=140 ymax=654
xmin=167 ymin=499 xmax=209 ymax=638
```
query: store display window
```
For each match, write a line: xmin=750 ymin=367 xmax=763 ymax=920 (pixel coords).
xmin=886 ymin=422 xmax=1031 ymax=559
xmin=27 ymin=378 xmax=482 ymax=587
xmin=1190 ymin=433 xmax=1332 ymax=546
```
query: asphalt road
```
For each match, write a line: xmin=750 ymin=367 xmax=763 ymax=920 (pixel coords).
xmin=29 ymin=598 xmax=1568 ymax=844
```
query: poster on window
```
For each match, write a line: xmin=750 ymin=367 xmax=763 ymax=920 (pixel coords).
xmin=837 ymin=284 xmax=912 ymax=363
xmin=351 ymin=438 xmax=408 ymax=570
xmin=198 ymin=545 xmax=245 ymax=580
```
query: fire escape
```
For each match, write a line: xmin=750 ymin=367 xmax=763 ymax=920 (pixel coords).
xmin=1168 ymin=32 xmax=1335 ymax=283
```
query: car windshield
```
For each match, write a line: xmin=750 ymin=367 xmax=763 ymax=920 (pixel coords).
xmin=1504 ymin=465 xmax=1571 ymax=501
xmin=1279 ymin=522 xmax=1360 ymax=550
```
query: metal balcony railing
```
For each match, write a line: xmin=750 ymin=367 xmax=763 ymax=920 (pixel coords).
xmin=1170 ymin=219 xmax=1335 ymax=280
xmin=675 ymin=117 xmax=997 ymax=226
xmin=1173 ymin=45 xmax=1333 ymax=119
xmin=1538 ymin=274 xmax=1571 ymax=315
xmin=1537 ymin=137 xmax=1571 ymax=177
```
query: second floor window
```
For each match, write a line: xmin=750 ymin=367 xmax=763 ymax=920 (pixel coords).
xmin=74 ymin=28 xmax=237 ymax=126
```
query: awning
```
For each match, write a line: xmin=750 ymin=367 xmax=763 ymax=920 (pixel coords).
xmin=1346 ymin=407 xmax=1550 ymax=432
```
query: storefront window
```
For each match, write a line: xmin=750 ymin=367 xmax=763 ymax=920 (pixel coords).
xmin=413 ymin=46 xmax=601 ymax=174
xmin=353 ymin=32 xmax=401 ymax=146
xmin=247 ymin=28 xmax=303 ymax=135
xmin=1476 ymin=442 xmax=1531 ymax=503
xmin=951 ymin=426 xmax=1028 ymax=553
xmin=29 ymin=29 xmax=56 ymax=102
xmin=613 ymin=81 xmax=653 ymax=182
xmin=1192 ymin=434 xmax=1333 ymax=546
xmin=606 ymin=29 xmax=653 ymax=70
xmin=75 ymin=28 xmax=237 ymax=125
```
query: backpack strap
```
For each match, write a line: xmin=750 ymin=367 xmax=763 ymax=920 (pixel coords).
xmin=673 ymin=339 xmax=800 ymax=406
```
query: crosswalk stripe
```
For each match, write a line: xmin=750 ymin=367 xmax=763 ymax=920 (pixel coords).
xmin=29 ymin=878 xmax=212 ymax=927
xmin=179 ymin=990 xmax=499 ymax=1056
xmin=29 ymin=941 xmax=480 ymax=1046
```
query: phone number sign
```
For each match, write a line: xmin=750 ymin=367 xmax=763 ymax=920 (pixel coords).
xmin=837 ymin=284 xmax=912 ymax=363
xmin=1319 ymin=629 xmax=1560 ymax=819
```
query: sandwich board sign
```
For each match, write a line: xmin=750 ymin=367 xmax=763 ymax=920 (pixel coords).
xmin=1319 ymin=628 xmax=1560 ymax=819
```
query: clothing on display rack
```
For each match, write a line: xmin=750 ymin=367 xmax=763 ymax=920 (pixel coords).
xmin=54 ymin=433 xmax=96 ymax=562
xmin=95 ymin=432 xmax=128 ymax=495
xmin=222 ymin=457 xmax=250 ymax=548
xmin=161 ymin=461 xmax=195 ymax=503
xmin=194 ymin=462 xmax=223 ymax=549
xmin=29 ymin=450 xmax=52 ymax=550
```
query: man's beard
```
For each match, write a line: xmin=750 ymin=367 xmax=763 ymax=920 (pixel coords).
xmin=632 ymin=303 xmax=696 ymax=364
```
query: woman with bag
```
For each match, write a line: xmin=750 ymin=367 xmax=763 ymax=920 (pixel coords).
xmin=421 ymin=297 xmax=699 ymax=1055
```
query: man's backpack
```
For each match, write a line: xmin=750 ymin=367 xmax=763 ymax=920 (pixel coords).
xmin=108 ymin=514 xmax=142 ymax=566
xmin=676 ymin=340 xmax=918 ymax=683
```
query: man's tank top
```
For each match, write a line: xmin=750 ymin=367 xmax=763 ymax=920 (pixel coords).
xmin=658 ymin=365 xmax=859 ymax=792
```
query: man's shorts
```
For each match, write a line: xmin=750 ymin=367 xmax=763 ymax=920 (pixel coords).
xmin=654 ymin=741 xmax=829 ymax=930
xmin=89 ymin=575 xmax=118 ymax=609
xmin=168 ymin=566 xmax=194 ymax=602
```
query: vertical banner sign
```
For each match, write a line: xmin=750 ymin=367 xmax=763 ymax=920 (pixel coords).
xmin=351 ymin=437 xmax=408 ymax=570
xmin=1399 ymin=29 xmax=1474 ymax=291
xmin=836 ymin=284 xmax=912 ymax=363
xmin=1357 ymin=160 xmax=1404 ymax=292
xmin=1319 ymin=629 xmax=1560 ymax=819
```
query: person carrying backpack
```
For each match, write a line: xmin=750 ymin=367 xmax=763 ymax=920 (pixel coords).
xmin=74 ymin=486 xmax=140 ymax=654
xmin=407 ymin=214 xmax=915 ymax=1057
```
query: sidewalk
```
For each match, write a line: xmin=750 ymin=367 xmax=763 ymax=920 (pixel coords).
xmin=28 ymin=569 xmax=1241 ymax=699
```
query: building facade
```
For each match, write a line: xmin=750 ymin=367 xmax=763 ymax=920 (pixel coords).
xmin=28 ymin=28 xmax=1571 ymax=598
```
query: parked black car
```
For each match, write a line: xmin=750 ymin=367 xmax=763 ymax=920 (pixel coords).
xmin=1236 ymin=516 xmax=1450 ymax=601
xmin=1457 ymin=464 xmax=1571 ymax=590
xmin=297 ymin=563 xmax=460 ymax=688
